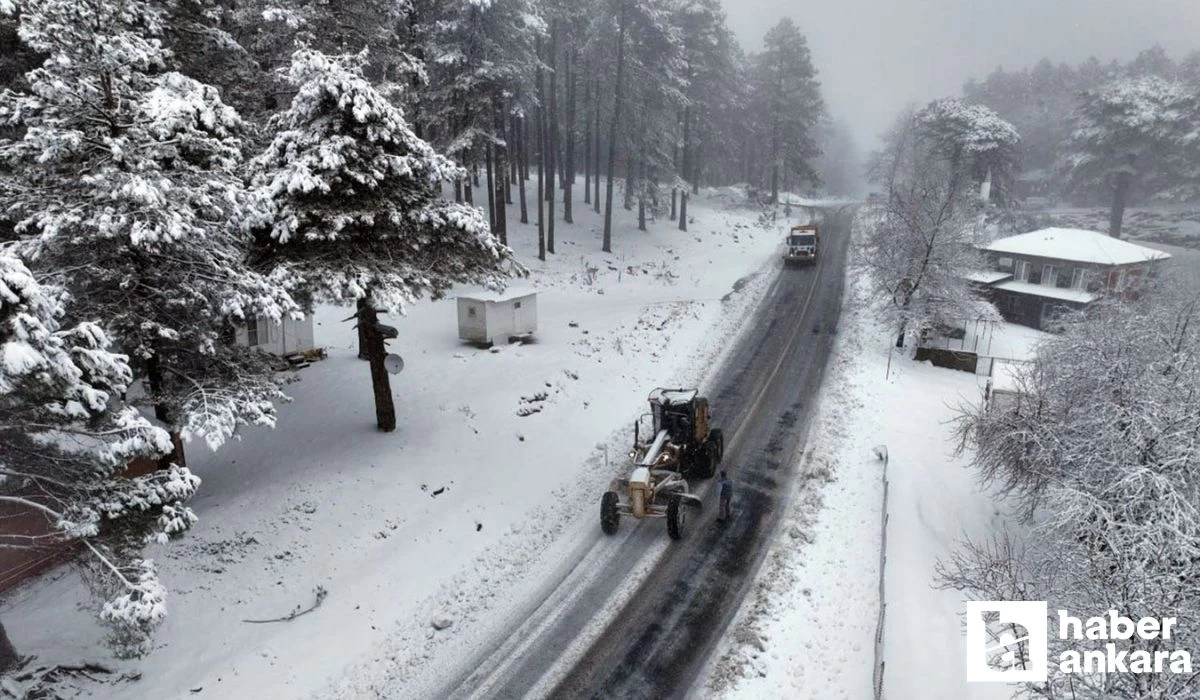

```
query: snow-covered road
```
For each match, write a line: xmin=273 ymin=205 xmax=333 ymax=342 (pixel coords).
xmin=426 ymin=206 xmax=855 ymax=700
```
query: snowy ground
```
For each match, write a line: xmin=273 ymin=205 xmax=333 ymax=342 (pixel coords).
xmin=1 ymin=185 xmax=817 ymax=698
xmin=700 ymin=213 xmax=1047 ymax=700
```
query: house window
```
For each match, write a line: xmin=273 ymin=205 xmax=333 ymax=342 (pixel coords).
xmin=1071 ymin=268 xmax=1088 ymax=290
xmin=997 ymin=257 xmax=1013 ymax=270
xmin=1041 ymin=264 xmax=1058 ymax=287
xmin=1109 ymin=268 xmax=1127 ymax=291
xmin=514 ymin=301 xmax=522 ymax=309
xmin=467 ymin=306 xmax=477 ymax=318
xmin=1014 ymin=260 xmax=1030 ymax=282
xmin=247 ymin=318 xmax=262 ymax=346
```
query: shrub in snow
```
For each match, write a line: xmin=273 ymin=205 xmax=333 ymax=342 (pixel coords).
xmin=0 ymin=253 xmax=198 ymax=665
xmin=945 ymin=285 xmax=1200 ymax=699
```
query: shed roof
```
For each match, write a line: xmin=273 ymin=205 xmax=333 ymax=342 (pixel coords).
xmin=986 ymin=228 xmax=1170 ymax=266
xmin=992 ymin=280 xmax=1100 ymax=304
xmin=456 ymin=286 xmax=538 ymax=303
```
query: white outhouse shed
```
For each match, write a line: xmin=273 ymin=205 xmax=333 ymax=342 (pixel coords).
xmin=457 ymin=288 xmax=538 ymax=346
xmin=232 ymin=315 xmax=317 ymax=357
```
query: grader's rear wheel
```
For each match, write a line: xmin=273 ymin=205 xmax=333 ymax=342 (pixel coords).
xmin=600 ymin=491 xmax=620 ymax=535
xmin=667 ymin=494 xmax=686 ymax=540
xmin=709 ymin=428 xmax=725 ymax=461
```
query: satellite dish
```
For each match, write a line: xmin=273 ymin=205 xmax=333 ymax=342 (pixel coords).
xmin=385 ymin=354 xmax=405 ymax=375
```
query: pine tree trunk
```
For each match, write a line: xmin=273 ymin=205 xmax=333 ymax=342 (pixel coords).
xmin=679 ymin=190 xmax=688 ymax=232
xmin=546 ymin=22 xmax=558 ymax=253
xmin=464 ymin=160 xmax=474 ymax=205
xmin=584 ymin=77 xmax=592 ymax=206
xmin=671 ymin=189 xmax=677 ymax=222
xmin=360 ymin=304 xmax=396 ymax=432
xmin=0 ymin=618 xmax=19 ymax=675
xmin=144 ymin=353 xmax=186 ymax=469
xmin=692 ymin=142 xmax=701 ymax=195
xmin=594 ymin=78 xmax=602 ymax=213
xmin=536 ymin=37 xmax=546 ymax=261
xmin=485 ymin=143 xmax=496 ymax=233
xmin=505 ymin=111 xmax=515 ymax=205
xmin=518 ymin=115 xmax=529 ymax=225
xmin=623 ymin=153 xmax=634 ymax=211
xmin=356 ymin=297 xmax=370 ymax=360
xmin=492 ymin=95 xmax=508 ymax=245
xmin=454 ymin=180 xmax=463 ymax=203
xmin=563 ymin=46 xmax=576 ymax=224
xmin=602 ymin=0 xmax=629 ymax=253
xmin=1109 ymin=162 xmax=1134 ymax=239
xmin=521 ymin=114 xmax=530 ymax=182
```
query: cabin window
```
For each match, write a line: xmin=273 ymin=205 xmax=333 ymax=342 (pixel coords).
xmin=1014 ymin=260 xmax=1030 ymax=282
xmin=997 ymin=257 xmax=1013 ymax=270
xmin=468 ymin=306 xmax=477 ymax=318
xmin=514 ymin=301 xmax=522 ymax=309
xmin=1071 ymin=268 xmax=1088 ymax=290
xmin=247 ymin=318 xmax=262 ymax=346
xmin=1042 ymin=264 xmax=1058 ymax=287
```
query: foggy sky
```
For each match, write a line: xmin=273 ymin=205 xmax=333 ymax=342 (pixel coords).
xmin=722 ymin=0 xmax=1200 ymax=151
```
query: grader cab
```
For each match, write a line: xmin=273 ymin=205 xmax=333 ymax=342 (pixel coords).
xmin=599 ymin=388 xmax=725 ymax=540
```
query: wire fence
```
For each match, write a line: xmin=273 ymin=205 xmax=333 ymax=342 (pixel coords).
xmin=873 ymin=445 xmax=890 ymax=700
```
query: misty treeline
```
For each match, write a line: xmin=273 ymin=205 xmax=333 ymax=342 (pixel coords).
xmin=959 ymin=46 xmax=1200 ymax=237
xmin=0 ymin=0 xmax=831 ymax=676
xmin=944 ymin=285 xmax=1200 ymax=700
xmin=862 ymin=98 xmax=1016 ymax=347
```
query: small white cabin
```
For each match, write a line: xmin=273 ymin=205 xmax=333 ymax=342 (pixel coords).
xmin=233 ymin=315 xmax=316 ymax=357
xmin=457 ymin=289 xmax=538 ymax=346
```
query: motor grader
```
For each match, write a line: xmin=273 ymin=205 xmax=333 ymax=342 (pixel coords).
xmin=599 ymin=388 xmax=725 ymax=540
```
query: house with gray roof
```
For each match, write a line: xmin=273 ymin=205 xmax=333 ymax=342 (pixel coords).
xmin=968 ymin=228 xmax=1170 ymax=330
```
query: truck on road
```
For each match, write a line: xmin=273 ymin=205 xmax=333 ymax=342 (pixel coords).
xmin=783 ymin=224 xmax=818 ymax=266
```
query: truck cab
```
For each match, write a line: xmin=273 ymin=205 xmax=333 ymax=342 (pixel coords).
xmin=783 ymin=224 xmax=818 ymax=266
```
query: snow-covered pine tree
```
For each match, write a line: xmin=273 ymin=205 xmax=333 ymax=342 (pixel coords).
xmin=0 ymin=0 xmax=297 ymax=462
xmin=622 ymin=0 xmax=685 ymax=233
xmin=1065 ymin=76 xmax=1200 ymax=239
xmin=915 ymin=98 xmax=1020 ymax=206
xmin=419 ymin=0 xmax=541 ymax=247
xmin=751 ymin=18 xmax=825 ymax=204
xmin=0 ymin=252 xmax=199 ymax=669
xmin=247 ymin=48 xmax=519 ymax=432
xmin=675 ymin=0 xmax=737 ymax=227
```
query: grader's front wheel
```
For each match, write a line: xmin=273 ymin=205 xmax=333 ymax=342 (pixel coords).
xmin=667 ymin=494 xmax=686 ymax=540
xmin=600 ymin=491 xmax=620 ymax=535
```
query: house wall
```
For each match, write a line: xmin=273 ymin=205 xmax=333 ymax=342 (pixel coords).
xmin=991 ymin=290 xmax=1086 ymax=331
xmin=457 ymin=299 xmax=489 ymax=343
xmin=986 ymin=251 xmax=1158 ymax=298
xmin=233 ymin=315 xmax=316 ymax=357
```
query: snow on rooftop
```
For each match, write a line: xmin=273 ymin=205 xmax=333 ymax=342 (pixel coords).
xmin=456 ymin=286 xmax=538 ymax=302
xmin=992 ymin=279 xmax=1100 ymax=304
xmin=964 ymin=270 xmax=1012 ymax=285
xmin=986 ymin=228 xmax=1171 ymax=266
